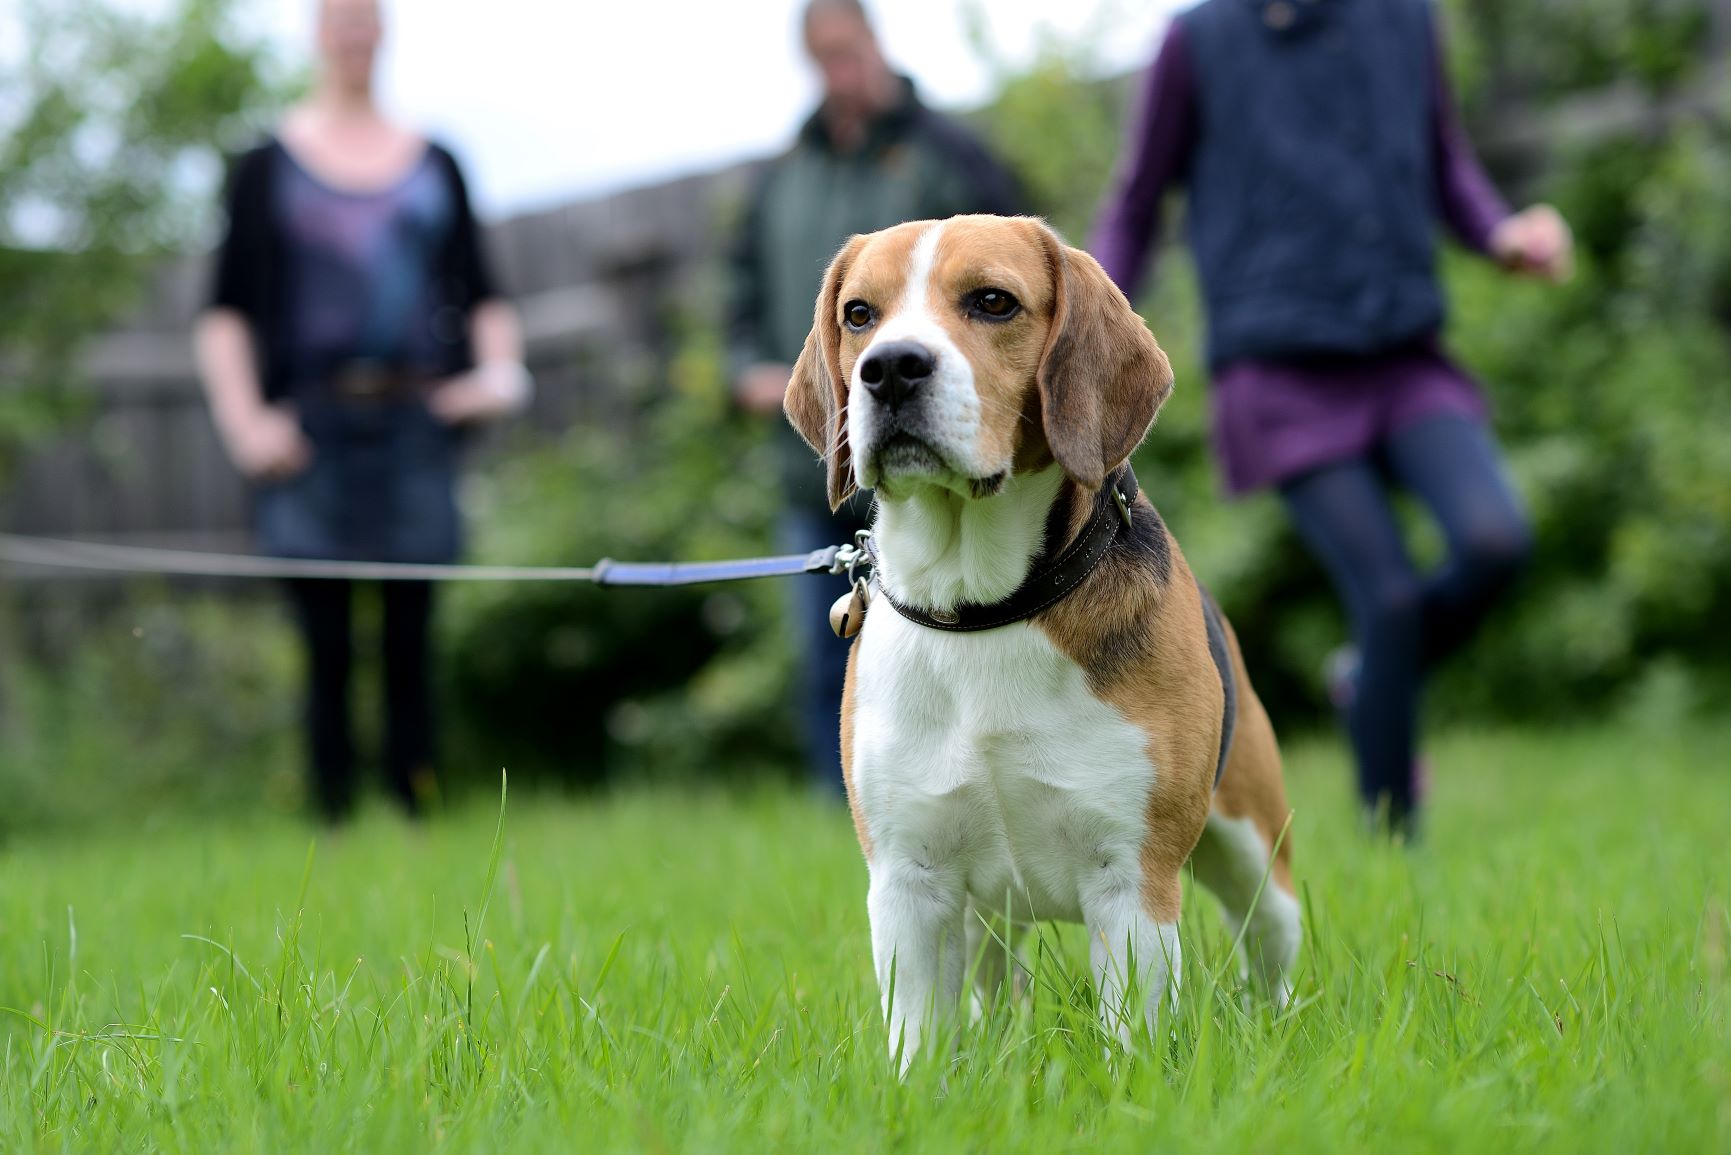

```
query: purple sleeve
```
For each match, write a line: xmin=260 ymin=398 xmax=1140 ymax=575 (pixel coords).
xmin=1430 ymin=22 xmax=1511 ymax=254
xmin=1088 ymin=21 xmax=1198 ymax=300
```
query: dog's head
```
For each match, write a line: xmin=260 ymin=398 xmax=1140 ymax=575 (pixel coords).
xmin=784 ymin=215 xmax=1174 ymax=510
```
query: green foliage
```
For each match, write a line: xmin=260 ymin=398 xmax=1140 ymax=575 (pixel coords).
xmin=1438 ymin=0 xmax=1731 ymax=717
xmin=1451 ymin=0 xmax=1710 ymax=93
xmin=0 ymin=0 xmax=277 ymax=474
xmin=2 ymin=725 xmax=1728 ymax=1150
xmin=440 ymin=302 xmax=801 ymax=787
xmin=960 ymin=0 xmax=1133 ymax=239
xmin=0 ymin=592 xmax=302 ymax=833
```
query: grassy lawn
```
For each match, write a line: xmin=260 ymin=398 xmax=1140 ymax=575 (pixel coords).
xmin=2 ymin=724 xmax=1727 ymax=1153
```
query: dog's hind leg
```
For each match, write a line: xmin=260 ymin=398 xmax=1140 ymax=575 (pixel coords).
xmin=1192 ymin=614 xmax=1301 ymax=1006
xmin=1190 ymin=810 xmax=1301 ymax=1006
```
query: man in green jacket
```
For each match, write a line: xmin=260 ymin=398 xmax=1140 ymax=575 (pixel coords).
xmin=728 ymin=0 xmax=1021 ymax=793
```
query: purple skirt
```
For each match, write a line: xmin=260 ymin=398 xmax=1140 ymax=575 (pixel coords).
xmin=1211 ymin=341 xmax=1490 ymax=495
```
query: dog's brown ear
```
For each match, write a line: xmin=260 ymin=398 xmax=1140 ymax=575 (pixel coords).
xmin=785 ymin=235 xmax=868 ymax=512
xmin=1033 ymin=224 xmax=1174 ymax=490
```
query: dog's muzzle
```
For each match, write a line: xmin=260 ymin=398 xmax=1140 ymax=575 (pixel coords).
xmin=856 ymin=339 xmax=955 ymax=484
xmin=858 ymin=339 xmax=936 ymax=414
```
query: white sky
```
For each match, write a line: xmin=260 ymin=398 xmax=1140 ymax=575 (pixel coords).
xmin=237 ymin=0 xmax=1183 ymax=218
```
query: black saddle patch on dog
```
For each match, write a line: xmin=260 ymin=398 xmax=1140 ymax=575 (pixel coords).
xmin=1200 ymin=584 xmax=1238 ymax=789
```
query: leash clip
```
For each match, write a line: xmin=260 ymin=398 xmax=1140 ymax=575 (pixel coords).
xmin=828 ymin=530 xmax=877 ymax=640
xmin=829 ymin=530 xmax=876 ymax=585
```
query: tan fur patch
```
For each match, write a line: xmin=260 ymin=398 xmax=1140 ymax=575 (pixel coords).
xmin=785 ymin=233 xmax=871 ymax=511
xmin=1037 ymin=516 xmax=1221 ymax=923
xmin=840 ymin=637 xmax=872 ymax=861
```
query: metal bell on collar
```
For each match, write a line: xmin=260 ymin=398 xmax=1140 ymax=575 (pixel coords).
xmin=830 ymin=578 xmax=871 ymax=639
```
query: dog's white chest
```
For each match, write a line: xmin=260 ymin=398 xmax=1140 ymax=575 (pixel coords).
xmin=849 ymin=606 xmax=1157 ymax=924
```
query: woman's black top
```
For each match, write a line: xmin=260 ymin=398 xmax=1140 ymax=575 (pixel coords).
xmin=206 ymin=137 xmax=501 ymax=564
xmin=208 ymin=137 xmax=499 ymax=403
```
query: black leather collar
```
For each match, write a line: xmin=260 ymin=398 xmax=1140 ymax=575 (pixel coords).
xmin=869 ymin=466 xmax=1140 ymax=633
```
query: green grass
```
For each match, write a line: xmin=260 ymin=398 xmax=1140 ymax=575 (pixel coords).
xmin=3 ymin=725 xmax=1728 ymax=1153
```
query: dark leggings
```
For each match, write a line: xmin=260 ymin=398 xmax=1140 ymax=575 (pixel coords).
xmin=285 ymin=579 xmax=437 ymax=821
xmin=1279 ymin=416 xmax=1533 ymax=821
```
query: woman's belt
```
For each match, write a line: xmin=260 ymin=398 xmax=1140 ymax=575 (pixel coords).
xmin=324 ymin=360 xmax=431 ymax=402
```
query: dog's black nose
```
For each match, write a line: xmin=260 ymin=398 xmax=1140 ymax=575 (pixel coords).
xmin=858 ymin=340 xmax=935 ymax=410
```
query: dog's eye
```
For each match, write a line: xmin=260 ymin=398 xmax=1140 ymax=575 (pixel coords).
xmin=970 ymin=289 xmax=1021 ymax=320
xmin=843 ymin=301 xmax=875 ymax=331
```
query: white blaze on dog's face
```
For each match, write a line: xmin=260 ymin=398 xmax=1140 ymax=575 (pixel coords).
xmin=784 ymin=215 xmax=1175 ymax=510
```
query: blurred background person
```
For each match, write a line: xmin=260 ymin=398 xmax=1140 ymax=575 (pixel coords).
xmin=194 ymin=0 xmax=528 ymax=823
xmin=728 ymin=0 xmax=1022 ymax=795
xmin=1090 ymin=0 xmax=1573 ymax=839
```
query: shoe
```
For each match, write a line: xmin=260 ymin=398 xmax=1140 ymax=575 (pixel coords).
xmin=1364 ymin=804 xmax=1424 ymax=844
xmin=1324 ymin=645 xmax=1361 ymax=714
xmin=1330 ymin=647 xmax=1431 ymax=842
xmin=1363 ymin=759 xmax=1430 ymax=843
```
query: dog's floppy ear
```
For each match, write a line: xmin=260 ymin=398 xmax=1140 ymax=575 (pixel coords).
xmin=785 ymin=235 xmax=868 ymax=512
xmin=1033 ymin=224 xmax=1175 ymax=490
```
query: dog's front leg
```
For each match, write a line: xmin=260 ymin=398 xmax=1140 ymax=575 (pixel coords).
xmin=1082 ymin=871 xmax=1182 ymax=1051
xmin=867 ymin=856 xmax=967 ymax=1075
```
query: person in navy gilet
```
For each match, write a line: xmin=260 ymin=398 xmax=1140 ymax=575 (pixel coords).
xmin=1091 ymin=0 xmax=1573 ymax=838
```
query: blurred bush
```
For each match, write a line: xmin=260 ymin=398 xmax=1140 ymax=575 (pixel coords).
xmin=0 ymin=0 xmax=285 ymax=828
xmin=439 ymin=304 xmax=803 ymax=789
xmin=0 ymin=592 xmax=302 ymax=834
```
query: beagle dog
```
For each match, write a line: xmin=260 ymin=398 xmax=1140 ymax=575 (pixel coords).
xmin=784 ymin=215 xmax=1300 ymax=1068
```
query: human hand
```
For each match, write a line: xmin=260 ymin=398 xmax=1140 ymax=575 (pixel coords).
xmin=1491 ymin=204 xmax=1575 ymax=283
xmin=225 ymin=404 xmax=311 ymax=481
xmin=428 ymin=361 xmax=533 ymax=425
xmin=736 ymin=363 xmax=793 ymax=415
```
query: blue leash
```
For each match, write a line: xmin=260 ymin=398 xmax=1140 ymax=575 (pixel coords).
xmin=0 ymin=533 xmax=863 ymax=587
xmin=593 ymin=546 xmax=851 ymax=587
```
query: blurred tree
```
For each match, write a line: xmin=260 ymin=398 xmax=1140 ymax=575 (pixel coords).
xmin=956 ymin=1 xmax=1134 ymax=241
xmin=0 ymin=0 xmax=278 ymax=476
xmin=1438 ymin=0 xmax=1731 ymax=722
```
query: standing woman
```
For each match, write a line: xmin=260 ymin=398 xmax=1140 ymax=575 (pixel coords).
xmin=196 ymin=0 xmax=529 ymax=822
xmin=1091 ymin=0 xmax=1573 ymax=838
